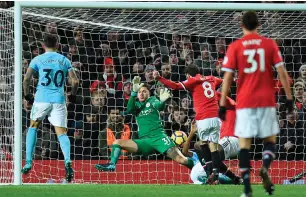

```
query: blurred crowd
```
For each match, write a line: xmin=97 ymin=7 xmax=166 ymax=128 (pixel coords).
xmin=0 ymin=1 xmax=305 ymax=162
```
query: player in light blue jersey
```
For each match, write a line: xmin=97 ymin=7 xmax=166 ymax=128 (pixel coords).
xmin=182 ymin=120 xmax=239 ymax=185
xmin=22 ymin=34 xmax=79 ymax=182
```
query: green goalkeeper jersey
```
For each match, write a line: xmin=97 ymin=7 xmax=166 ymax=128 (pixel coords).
xmin=127 ymin=95 xmax=166 ymax=138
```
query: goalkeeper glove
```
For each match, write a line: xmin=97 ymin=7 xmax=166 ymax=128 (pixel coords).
xmin=159 ymin=88 xmax=171 ymax=102
xmin=218 ymin=106 xmax=227 ymax=121
xmin=286 ymin=99 xmax=293 ymax=114
xmin=132 ymin=76 xmax=144 ymax=93
xmin=68 ymin=94 xmax=77 ymax=103
xmin=24 ymin=94 xmax=34 ymax=105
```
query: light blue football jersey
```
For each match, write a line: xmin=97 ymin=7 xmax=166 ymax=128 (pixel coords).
xmin=29 ymin=52 xmax=72 ymax=104
xmin=190 ymin=151 xmax=200 ymax=164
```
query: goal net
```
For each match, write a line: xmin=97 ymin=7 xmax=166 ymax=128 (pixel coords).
xmin=1 ymin=6 xmax=306 ymax=184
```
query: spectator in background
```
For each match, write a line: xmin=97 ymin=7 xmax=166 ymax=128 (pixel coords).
xmin=122 ymin=80 xmax=132 ymax=106
xmin=45 ymin=22 xmax=58 ymax=35
xmin=277 ymin=108 xmax=305 ymax=160
xmin=98 ymin=108 xmax=131 ymax=158
xmin=144 ymin=64 xmax=157 ymax=90
xmin=213 ymin=36 xmax=226 ymax=59
xmin=161 ymin=63 xmax=178 ymax=81
xmin=98 ymin=57 xmax=124 ymax=97
xmin=161 ymin=99 xmax=178 ymax=122
xmin=29 ymin=41 xmax=44 ymax=59
xmin=70 ymin=106 xmax=100 ymax=160
xmin=131 ymin=60 xmax=145 ymax=81
xmin=297 ymin=64 xmax=306 ymax=86
xmin=180 ymin=94 xmax=194 ymax=118
xmin=293 ymin=81 xmax=305 ymax=110
xmin=298 ymin=91 xmax=306 ymax=120
xmin=164 ymin=106 xmax=190 ymax=136
xmin=90 ymin=80 xmax=107 ymax=97
xmin=195 ymin=42 xmax=215 ymax=75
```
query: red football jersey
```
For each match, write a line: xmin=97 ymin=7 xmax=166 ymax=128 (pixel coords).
xmin=222 ymin=33 xmax=283 ymax=109
xmin=182 ymin=75 xmax=222 ymax=120
xmin=158 ymin=75 xmax=222 ymax=120
xmin=216 ymin=92 xmax=236 ymax=138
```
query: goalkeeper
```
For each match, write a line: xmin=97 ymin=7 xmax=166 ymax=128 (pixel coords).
xmin=95 ymin=76 xmax=195 ymax=172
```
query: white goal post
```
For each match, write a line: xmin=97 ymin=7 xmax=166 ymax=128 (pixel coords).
xmin=10 ymin=1 xmax=306 ymax=185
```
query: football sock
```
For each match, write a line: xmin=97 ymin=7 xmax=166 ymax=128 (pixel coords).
xmin=110 ymin=144 xmax=122 ymax=165
xmin=220 ymin=161 xmax=238 ymax=180
xmin=185 ymin=158 xmax=194 ymax=169
xmin=58 ymin=134 xmax=71 ymax=164
xmin=239 ymin=149 xmax=252 ymax=194
xmin=211 ymin=151 xmax=221 ymax=176
xmin=262 ymin=142 xmax=275 ymax=169
xmin=200 ymin=144 xmax=212 ymax=175
xmin=25 ymin=127 xmax=37 ymax=163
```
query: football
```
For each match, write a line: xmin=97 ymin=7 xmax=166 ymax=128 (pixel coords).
xmin=171 ymin=131 xmax=188 ymax=147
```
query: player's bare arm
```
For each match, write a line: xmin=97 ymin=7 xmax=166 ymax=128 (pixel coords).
xmin=153 ymin=70 xmax=185 ymax=90
xmin=219 ymin=72 xmax=234 ymax=120
xmin=68 ymin=69 xmax=80 ymax=95
xmin=182 ymin=120 xmax=197 ymax=157
xmin=276 ymin=65 xmax=293 ymax=112
xmin=23 ymin=67 xmax=36 ymax=100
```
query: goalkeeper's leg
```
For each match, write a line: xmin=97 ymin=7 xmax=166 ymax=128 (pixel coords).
xmin=55 ymin=126 xmax=74 ymax=182
xmin=166 ymin=146 xmax=195 ymax=169
xmin=21 ymin=120 xmax=41 ymax=174
xmin=95 ymin=139 xmax=138 ymax=172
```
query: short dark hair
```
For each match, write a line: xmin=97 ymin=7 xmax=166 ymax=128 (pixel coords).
xmin=184 ymin=64 xmax=200 ymax=77
xmin=108 ymin=107 xmax=123 ymax=114
xmin=242 ymin=11 xmax=259 ymax=31
xmin=172 ymin=105 xmax=187 ymax=114
xmin=141 ymin=83 xmax=150 ymax=90
xmin=43 ymin=33 xmax=58 ymax=48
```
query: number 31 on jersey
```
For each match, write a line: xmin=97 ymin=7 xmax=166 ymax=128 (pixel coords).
xmin=243 ymin=48 xmax=265 ymax=73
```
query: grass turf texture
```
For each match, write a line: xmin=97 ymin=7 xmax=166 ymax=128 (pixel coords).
xmin=1 ymin=185 xmax=305 ymax=197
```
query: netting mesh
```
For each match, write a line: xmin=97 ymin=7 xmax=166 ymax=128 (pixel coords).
xmin=0 ymin=8 xmax=14 ymax=183
xmin=1 ymin=6 xmax=306 ymax=184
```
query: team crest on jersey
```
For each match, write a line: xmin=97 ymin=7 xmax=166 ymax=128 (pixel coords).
xmin=146 ymin=103 xmax=150 ymax=107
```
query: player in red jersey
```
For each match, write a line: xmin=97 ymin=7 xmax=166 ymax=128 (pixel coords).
xmin=153 ymin=64 xmax=222 ymax=183
xmin=219 ymin=12 xmax=293 ymax=197
xmin=216 ymin=92 xmax=239 ymax=161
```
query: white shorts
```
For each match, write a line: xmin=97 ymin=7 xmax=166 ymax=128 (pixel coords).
xmin=219 ymin=136 xmax=239 ymax=159
xmin=30 ymin=102 xmax=67 ymax=128
xmin=190 ymin=162 xmax=207 ymax=184
xmin=235 ymin=107 xmax=279 ymax=139
xmin=196 ymin=117 xmax=221 ymax=143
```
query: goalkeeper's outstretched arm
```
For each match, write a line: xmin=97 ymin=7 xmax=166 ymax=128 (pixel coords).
xmin=153 ymin=88 xmax=172 ymax=111
xmin=127 ymin=93 xmax=137 ymax=114
xmin=182 ymin=120 xmax=197 ymax=158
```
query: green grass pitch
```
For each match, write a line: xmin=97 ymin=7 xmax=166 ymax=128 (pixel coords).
xmin=1 ymin=185 xmax=305 ymax=197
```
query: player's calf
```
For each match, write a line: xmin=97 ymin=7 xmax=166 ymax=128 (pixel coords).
xmin=239 ymin=149 xmax=252 ymax=196
xmin=199 ymin=143 xmax=213 ymax=175
xmin=262 ymin=142 xmax=276 ymax=170
xmin=166 ymin=147 xmax=194 ymax=169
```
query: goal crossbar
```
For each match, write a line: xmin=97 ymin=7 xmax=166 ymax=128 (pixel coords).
xmin=16 ymin=1 xmax=306 ymax=11
xmin=13 ymin=1 xmax=306 ymax=185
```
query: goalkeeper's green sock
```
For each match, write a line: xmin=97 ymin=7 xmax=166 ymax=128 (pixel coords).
xmin=25 ymin=127 xmax=37 ymax=163
xmin=185 ymin=158 xmax=194 ymax=169
xmin=110 ymin=144 xmax=122 ymax=165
